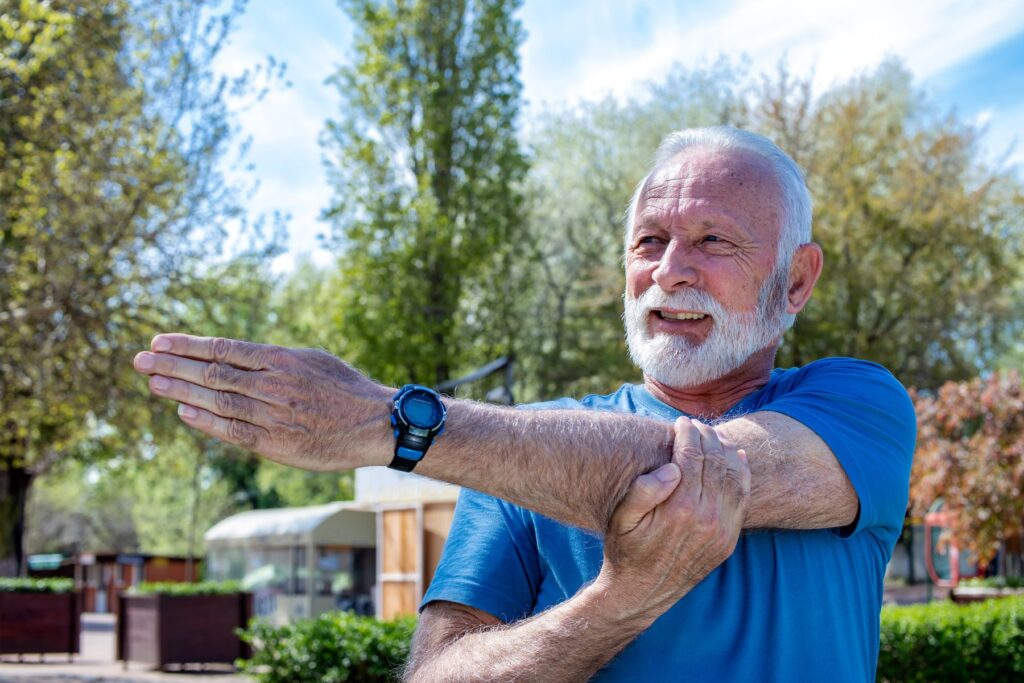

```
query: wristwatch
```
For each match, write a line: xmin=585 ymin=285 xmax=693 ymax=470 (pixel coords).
xmin=388 ymin=384 xmax=447 ymax=472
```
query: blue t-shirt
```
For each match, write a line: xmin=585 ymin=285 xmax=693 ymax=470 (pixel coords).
xmin=422 ymin=357 xmax=917 ymax=682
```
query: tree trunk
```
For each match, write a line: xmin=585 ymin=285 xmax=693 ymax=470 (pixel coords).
xmin=0 ymin=462 xmax=33 ymax=577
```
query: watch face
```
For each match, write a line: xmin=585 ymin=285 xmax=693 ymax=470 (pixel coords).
xmin=403 ymin=393 xmax=442 ymax=429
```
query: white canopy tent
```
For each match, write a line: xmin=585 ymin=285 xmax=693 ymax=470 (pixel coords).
xmin=204 ymin=501 xmax=376 ymax=624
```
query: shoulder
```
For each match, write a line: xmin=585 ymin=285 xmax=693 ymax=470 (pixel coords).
xmin=768 ymin=358 xmax=914 ymax=424
xmin=774 ymin=356 xmax=903 ymax=387
xmin=522 ymin=384 xmax=645 ymax=413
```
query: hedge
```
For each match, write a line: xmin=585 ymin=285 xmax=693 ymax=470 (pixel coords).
xmin=128 ymin=580 xmax=242 ymax=596
xmin=237 ymin=612 xmax=416 ymax=683
xmin=0 ymin=577 xmax=74 ymax=593
xmin=960 ymin=576 xmax=1024 ymax=589
xmin=878 ymin=595 xmax=1024 ymax=682
xmin=236 ymin=596 xmax=1023 ymax=682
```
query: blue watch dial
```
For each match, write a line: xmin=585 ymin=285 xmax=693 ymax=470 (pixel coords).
xmin=404 ymin=394 xmax=442 ymax=428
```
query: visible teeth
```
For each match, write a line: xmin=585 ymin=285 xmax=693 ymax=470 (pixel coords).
xmin=659 ymin=311 xmax=707 ymax=321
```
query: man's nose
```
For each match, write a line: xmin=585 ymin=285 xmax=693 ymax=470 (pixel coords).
xmin=652 ymin=240 xmax=699 ymax=291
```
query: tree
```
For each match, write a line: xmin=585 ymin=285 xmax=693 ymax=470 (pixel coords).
xmin=516 ymin=58 xmax=1023 ymax=398
xmin=518 ymin=60 xmax=750 ymax=400
xmin=320 ymin=0 xmax=528 ymax=389
xmin=0 ymin=0 xmax=277 ymax=575
xmin=910 ymin=372 xmax=1024 ymax=565
xmin=755 ymin=60 xmax=1024 ymax=389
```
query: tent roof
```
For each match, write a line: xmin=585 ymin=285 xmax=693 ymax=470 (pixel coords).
xmin=204 ymin=501 xmax=372 ymax=543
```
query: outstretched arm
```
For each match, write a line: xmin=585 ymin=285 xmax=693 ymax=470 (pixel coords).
xmin=404 ymin=418 xmax=751 ymax=682
xmin=133 ymin=334 xmax=856 ymax=533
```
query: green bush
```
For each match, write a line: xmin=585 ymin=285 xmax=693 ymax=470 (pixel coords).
xmin=0 ymin=577 xmax=74 ymax=593
xmin=233 ymin=597 xmax=1023 ymax=682
xmin=961 ymin=576 xmax=1024 ymax=589
xmin=878 ymin=595 xmax=1024 ymax=681
xmin=237 ymin=611 xmax=417 ymax=683
xmin=128 ymin=580 xmax=242 ymax=596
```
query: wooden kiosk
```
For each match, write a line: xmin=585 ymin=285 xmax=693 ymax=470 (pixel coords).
xmin=354 ymin=467 xmax=459 ymax=619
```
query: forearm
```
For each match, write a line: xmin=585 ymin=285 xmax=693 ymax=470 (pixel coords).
xmin=414 ymin=404 xmax=856 ymax=533
xmin=404 ymin=580 xmax=650 ymax=683
xmin=416 ymin=402 xmax=673 ymax=532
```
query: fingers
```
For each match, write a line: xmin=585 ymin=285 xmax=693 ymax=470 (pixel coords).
xmin=671 ymin=417 xmax=705 ymax=504
xmin=147 ymin=374 xmax=274 ymax=427
xmin=134 ymin=351 xmax=263 ymax=395
xmin=176 ymin=403 xmax=270 ymax=452
xmin=610 ymin=463 xmax=681 ymax=535
xmin=735 ymin=449 xmax=751 ymax=497
xmin=693 ymin=421 xmax=726 ymax=502
xmin=150 ymin=334 xmax=280 ymax=370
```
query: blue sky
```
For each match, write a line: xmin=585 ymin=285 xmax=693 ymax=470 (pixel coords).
xmin=213 ymin=0 xmax=1024 ymax=271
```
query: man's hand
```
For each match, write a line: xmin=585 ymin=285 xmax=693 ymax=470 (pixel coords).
xmin=595 ymin=417 xmax=751 ymax=623
xmin=133 ymin=334 xmax=393 ymax=470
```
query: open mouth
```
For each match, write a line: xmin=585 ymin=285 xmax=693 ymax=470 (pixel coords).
xmin=654 ymin=310 xmax=709 ymax=321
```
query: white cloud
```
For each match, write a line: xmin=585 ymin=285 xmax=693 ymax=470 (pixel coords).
xmin=522 ymin=0 xmax=1024 ymax=106
xmin=219 ymin=0 xmax=1024 ymax=271
xmin=212 ymin=3 xmax=348 ymax=272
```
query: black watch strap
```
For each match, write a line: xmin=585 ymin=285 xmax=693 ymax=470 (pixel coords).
xmin=389 ymin=432 xmax=434 ymax=472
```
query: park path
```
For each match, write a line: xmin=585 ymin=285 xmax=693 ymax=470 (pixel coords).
xmin=0 ymin=614 xmax=249 ymax=683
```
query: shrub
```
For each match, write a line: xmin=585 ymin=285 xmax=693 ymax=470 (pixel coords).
xmin=878 ymin=596 xmax=1024 ymax=681
xmin=128 ymin=580 xmax=242 ymax=596
xmin=237 ymin=611 xmax=417 ymax=683
xmin=961 ymin=576 xmax=1024 ymax=590
xmin=0 ymin=577 xmax=74 ymax=593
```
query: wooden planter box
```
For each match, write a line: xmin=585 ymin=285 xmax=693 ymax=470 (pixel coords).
xmin=0 ymin=591 xmax=80 ymax=655
xmin=117 ymin=593 xmax=252 ymax=669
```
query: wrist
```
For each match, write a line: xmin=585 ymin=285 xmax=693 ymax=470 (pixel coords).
xmin=349 ymin=384 xmax=395 ymax=469
xmin=581 ymin=571 xmax=659 ymax=634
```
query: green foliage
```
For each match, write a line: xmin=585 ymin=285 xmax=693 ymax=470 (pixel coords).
xmin=0 ymin=0 xmax=281 ymax=574
xmin=256 ymin=460 xmax=354 ymax=508
xmin=519 ymin=59 xmax=1024 ymax=399
xmin=758 ymin=60 xmax=1024 ymax=389
xmin=0 ymin=577 xmax=74 ymax=593
xmin=321 ymin=0 xmax=529 ymax=389
xmin=129 ymin=580 xmax=241 ymax=596
xmin=25 ymin=431 xmax=238 ymax=557
xmin=518 ymin=59 xmax=750 ymax=400
xmin=234 ymin=600 xmax=1024 ymax=682
xmin=878 ymin=596 xmax=1024 ymax=682
xmin=962 ymin=577 xmax=1024 ymax=589
xmin=237 ymin=612 xmax=416 ymax=683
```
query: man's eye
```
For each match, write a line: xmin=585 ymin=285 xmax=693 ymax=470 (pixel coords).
xmin=701 ymin=235 xmax=730 ymax=246
xmin=638 ymin=236 xmax=662 ymax=245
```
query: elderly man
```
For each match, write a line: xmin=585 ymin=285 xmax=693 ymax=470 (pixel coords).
xmin=134 ymin=127 xmax=915 ymax=681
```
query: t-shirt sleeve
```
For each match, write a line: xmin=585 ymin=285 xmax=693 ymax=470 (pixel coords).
xmin=420 ymin=487 xmax=540 ymax=623
xmin=758 ymin=358 xmax=916 ymax=541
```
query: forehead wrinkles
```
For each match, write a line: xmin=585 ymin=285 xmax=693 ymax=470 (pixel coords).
xmin=636 ymin=151 xmax=781 ymax=231
xmin=647 ymin=154 xmax=768 ymax=199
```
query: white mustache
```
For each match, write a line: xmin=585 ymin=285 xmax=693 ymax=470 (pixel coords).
xmin=628 ymin=287 xmax=726 ymax=321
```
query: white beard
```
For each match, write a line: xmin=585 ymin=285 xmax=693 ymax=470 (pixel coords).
xmin=623 ymin=267 xmax=790 ymax=390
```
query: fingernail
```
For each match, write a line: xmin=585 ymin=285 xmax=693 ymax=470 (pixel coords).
xmin=153 ymin=336 xmax=171 ymax=352
xmin=152 ymin=376 xmax=169 ymax=390
xmin=178 ymin=404 xmax=198 ymax=419
xmin=136 ymin=354 xmax=154 ymax=371
xmin=654 ymin=463 xmax=680 ymax=483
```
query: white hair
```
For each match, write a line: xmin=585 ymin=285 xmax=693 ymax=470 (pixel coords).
xmin=623 ymin=126 xmax=813 ymax=332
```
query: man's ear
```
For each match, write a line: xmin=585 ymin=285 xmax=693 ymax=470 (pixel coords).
xmin=785 ymin=243 xmax=823 ymax=315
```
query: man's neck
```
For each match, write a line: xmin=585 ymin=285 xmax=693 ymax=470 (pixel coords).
xmin=643 ymin=346 xmax=777 ymax=419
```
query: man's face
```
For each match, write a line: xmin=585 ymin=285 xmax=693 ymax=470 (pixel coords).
xmin=623 ymin=147 xmax=790 ymax=389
